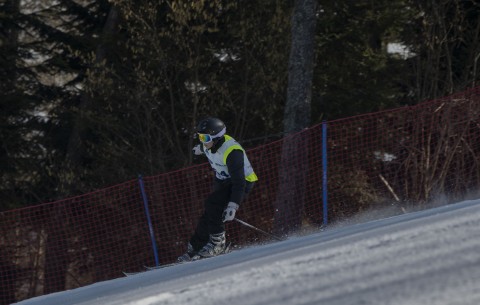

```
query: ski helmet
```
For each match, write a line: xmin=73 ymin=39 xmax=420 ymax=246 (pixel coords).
xmin=196 ymin=117 xmax=226 ymax=139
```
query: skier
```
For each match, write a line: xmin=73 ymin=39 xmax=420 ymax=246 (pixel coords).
xmin=178 ymin=117 xmax=258 ymax=262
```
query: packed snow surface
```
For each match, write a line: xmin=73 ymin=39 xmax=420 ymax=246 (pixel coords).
xmin=15 ymin=199 xmax=480 ymax=305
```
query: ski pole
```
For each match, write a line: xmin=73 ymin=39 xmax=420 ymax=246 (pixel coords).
xmin=234 ymin=218 xmax=286 ymax=241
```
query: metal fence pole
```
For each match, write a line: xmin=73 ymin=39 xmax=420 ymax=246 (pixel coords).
xmin=322 ymin=121 xmax=328 ymax=227
xmin=138 ymin=175 xmax=160 ymax=267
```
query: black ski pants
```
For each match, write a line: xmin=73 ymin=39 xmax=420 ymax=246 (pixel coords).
xmin=190 ymin=180 xmax=253 ymax=251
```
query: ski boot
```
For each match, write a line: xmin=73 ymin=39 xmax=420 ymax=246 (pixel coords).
xmin=198 ymin=232 xmax=226 ymax=258
xmin=177 ymin=242 xmax=199 ymax=263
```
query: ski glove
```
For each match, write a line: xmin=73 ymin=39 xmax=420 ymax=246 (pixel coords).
xmin=192 ymin=144 xmax=204 ymax=155
xmin=222 ymin=202 xmax=239 ymax=222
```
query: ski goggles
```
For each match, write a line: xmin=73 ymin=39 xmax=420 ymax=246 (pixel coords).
xmin=197 ymin=133 xmax=213 ymax=144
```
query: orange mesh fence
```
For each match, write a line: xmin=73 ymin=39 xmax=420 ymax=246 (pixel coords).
xmin=0 ymin=180 xmax=157 ymax=304
xmin=327 ymin=88 xmax=480 ymax=220
xmin=2 ymin=86 xmax=480 ymax=304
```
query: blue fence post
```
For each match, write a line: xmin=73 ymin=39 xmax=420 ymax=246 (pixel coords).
xmin=322 ymin=121 xmax=328 ymax=227
xmin=138 ymin=175 xmax=160 ymax=267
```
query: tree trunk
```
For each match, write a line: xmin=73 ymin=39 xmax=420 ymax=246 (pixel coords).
xmin=60 ymin=6 xmax=120 ymax=195
xmin=274 ymin=0 xmax=317 ymax=234
xmin=43 ymin=208 xmax=68 ymax=294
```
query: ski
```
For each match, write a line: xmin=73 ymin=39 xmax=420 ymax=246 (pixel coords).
xmin=122 ymin=242 xmax=232 ymax=277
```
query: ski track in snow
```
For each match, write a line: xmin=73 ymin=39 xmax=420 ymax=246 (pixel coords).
xmin=14 ymin=199 xmax=480 ymax=305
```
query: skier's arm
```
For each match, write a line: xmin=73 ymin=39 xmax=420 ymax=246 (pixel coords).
xmin=226 ymin=149 xmax=246 ymax=205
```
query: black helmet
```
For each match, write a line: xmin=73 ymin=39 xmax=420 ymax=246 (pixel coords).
xmin=196 ymin=117 xmax=226 ymax=136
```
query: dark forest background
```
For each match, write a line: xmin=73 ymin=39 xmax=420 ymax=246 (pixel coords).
xmin=2 ymin=0 xmax=480 ymax=210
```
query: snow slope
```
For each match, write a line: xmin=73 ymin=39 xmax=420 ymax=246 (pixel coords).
xmin=14 ymin=199 xmax=480 ymax=305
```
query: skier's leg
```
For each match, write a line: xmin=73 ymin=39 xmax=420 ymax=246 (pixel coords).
xmin=197 ymin=186 xmax=231 ymax=257
xmin=178 ymin=185 xmax=229 ymax=261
